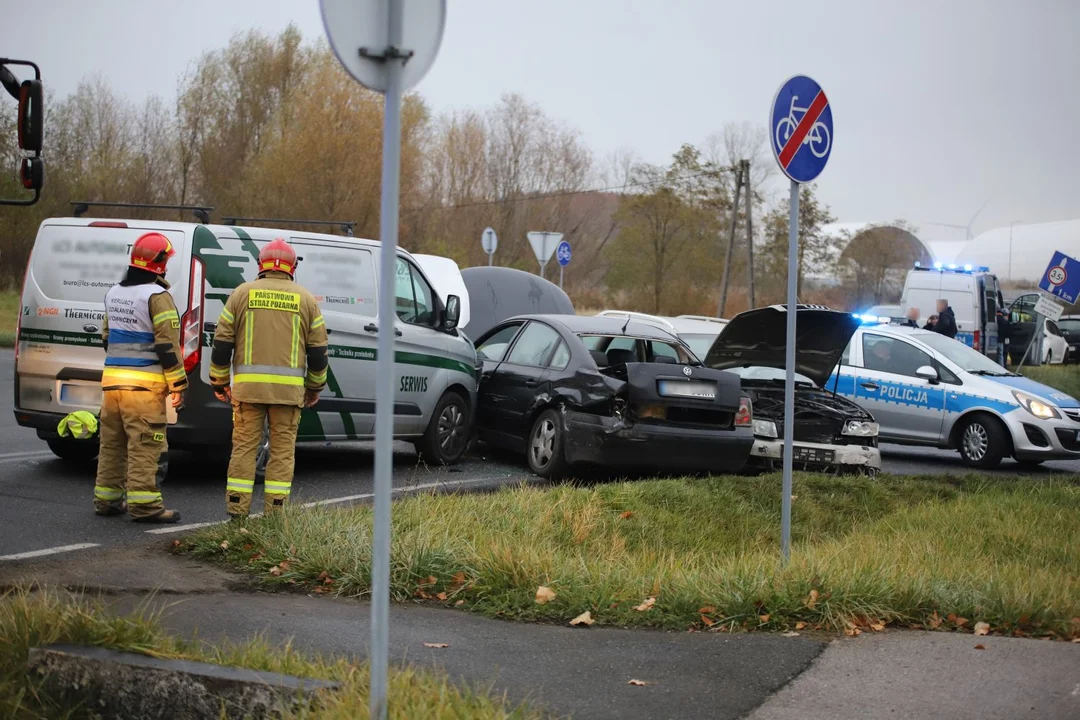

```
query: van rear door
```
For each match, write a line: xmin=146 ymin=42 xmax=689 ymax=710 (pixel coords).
xmin=16 ymin=222 xmax=189 ymax=420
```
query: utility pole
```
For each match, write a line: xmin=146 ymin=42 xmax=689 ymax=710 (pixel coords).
xmin=718 ymin=162 xmax=744 ymax=317
xmin=743 ymin=159 xmax=755 ymax=310
xmin=1007 ymin=220 xmax=1022 ymax=280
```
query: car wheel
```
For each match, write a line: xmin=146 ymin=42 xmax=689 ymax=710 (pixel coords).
xmin=416 ymin=391 xmax=470 ymax=465
xmin=956 ymin=414 xmax=1007 ymax=469
xmin=255 ymin=417 xmax=270 ymax=482
xmin=45 ymin=437 xmax=100 ymax=466
xmin=526 ymin=408 xmax=569 ymax=480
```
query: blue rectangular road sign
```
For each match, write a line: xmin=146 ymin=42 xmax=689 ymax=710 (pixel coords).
xmin=1038 ymin=250 xmax=1080 ymax=304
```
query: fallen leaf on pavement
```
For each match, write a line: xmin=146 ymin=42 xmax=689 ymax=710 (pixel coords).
xmin=425 ymin=575 xmax=437 ymax=586
xmin=698 ymin=606 xmax=716 ymax=615
xmin=436 ymin=591 xmax=448 ymax=601
xmin=954 ymin=616 xmax=969 ymax=628
xmin=700 ymin=615 xmax=715 ymax=627
xmin=634 ymin=597 xmax=656 ymax=612
xmin=781 ymin=631 xmax=800 ymax=637
xmin=758 ymin=614 xmax=771 ymax=623
xmin=843 ymin=627 xmax=862 ymax=637
xmin=627 ymin=679 xmax=650 ymax=686
xmin=795 ymin=622 xmax=808 ymax=631
xmin=455 ymin=599 xmax=465 ymax=607
xmin=423 ymin=642 xmax=449 ymax=649
xmin=219 ymin=541 xmax=229 ymax=550
xmin=171 ymin=539 xmax=181 ymax=548
xmin=535 ymin=586 xmax=556 ymax=604
xmin=620 ymin=510 xmax=633 ymax=519
xmin=870 ymin=622 xmax=885 ymax=632
xmin=1071 ymin=638 xmax=1079 ymax=644
xmin=269 ymin=566 xmax=283 ymax=577
xmin=973 ymin=644 xmax=986 ymax=650
xmin=974 ymin=622 xmax=990 ymax=636
xmin=804 ymin=589 xmax=820 ymax=610
xmin=928 ymin=612 xmax=943 ymax=629
xmin=570 ymin=611 xmax=595 ymax=627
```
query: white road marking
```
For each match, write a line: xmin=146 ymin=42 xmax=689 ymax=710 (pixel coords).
xmin=0 ymin=543 xmax=100 ymax=561
xmin=0 ymin=450 xmax=53 ymax=464
xmin=143 ymin=477 xmax=514 ymax=536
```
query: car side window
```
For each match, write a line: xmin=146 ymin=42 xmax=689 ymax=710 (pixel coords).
xmin=862 ymin=334 xmax=934 ymax=378
xmin=548 ymin=341 xmax=571 ymax=371
xmin=840 ymin=340 xmax=853 ymax=366
xmin=506 ymin=322 xmax=561 ymax=367
xmin=394 ymin=258 xmax=436 ymax=326
xmin=476 ymin=323 xmax=523 ymax=362
xmin=648 ymin=341 xmax=679 ymax=361
xmin=1046 ymin=320 xmax=1060 ymax=336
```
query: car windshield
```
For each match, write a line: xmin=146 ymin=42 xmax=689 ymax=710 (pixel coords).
xmin=724 ymin=365 xmax=815 ymax=386
xmin=915 ymin=332 xmax=1014 ymax=375
xmin=680 ymin=333 xmax=718 ymax=359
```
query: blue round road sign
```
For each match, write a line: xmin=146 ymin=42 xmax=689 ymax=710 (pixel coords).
xmin=770 ymin=75 xmax=833 ymax=184
xmin=556 ymin=240 xmax=572 ymax=267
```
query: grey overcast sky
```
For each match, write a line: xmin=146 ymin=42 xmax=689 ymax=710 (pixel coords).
xmin=4 ymin=0 xmax=1078 ymax=246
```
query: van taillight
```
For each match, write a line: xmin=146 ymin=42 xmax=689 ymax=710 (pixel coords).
xmin=89 ymin=221 xmax=128 ymax=228
xmin=181 ymin=257 xmax=204 ymax=374
xmin=13 ymin=259 xmax=30 ymax=367
xmin=735 ymin=397 xmax=753 ymax=426
xmin=973 ymin=329 xmax=980 ymax=351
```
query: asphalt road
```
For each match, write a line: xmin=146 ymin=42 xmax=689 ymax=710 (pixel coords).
xmin=3 ymin=349 xmax=1078 ymax=561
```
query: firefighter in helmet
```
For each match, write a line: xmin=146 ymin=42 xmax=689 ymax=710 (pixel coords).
xmin=94 ymin=232 xmax=187 ymax=523
xmin=210 ymin=238 xmax=328 ymax=518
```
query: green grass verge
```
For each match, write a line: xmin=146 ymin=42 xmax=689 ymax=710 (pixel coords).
xmin=185 ymin=473 xmax=1080 ymax=640
xmin=0 ymin=588 xmax=541 ymax=719
xmin=1016 ymin=363 xmax=1080 ymax=400
xmin=0 ymin=290 xmax=18 ymax=348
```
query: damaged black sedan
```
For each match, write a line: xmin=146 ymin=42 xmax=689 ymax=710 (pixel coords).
xmin=473 ymin=315 xmax=755 ymax=479
xmin=703 ymin=305 xmax=881 ymax=475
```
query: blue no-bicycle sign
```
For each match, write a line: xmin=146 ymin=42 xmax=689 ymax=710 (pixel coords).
xmin=770 ymin=75 xmax=833 ymax=184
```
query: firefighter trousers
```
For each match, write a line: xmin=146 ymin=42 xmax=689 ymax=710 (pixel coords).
xmin=226 ymin=401 xmax=301 ymax=517
xmin=94 ymin=389 xmax=169 ymax=519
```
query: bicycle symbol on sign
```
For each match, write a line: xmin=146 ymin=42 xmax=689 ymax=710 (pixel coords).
xmin=775 ymin=95 xmax=831 ymax=159
xmin=557 ymin=245 xmax=571 ymax=263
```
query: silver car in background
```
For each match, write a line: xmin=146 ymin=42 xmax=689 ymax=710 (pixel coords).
xmin=831 ymin=323 xmax=1080 ymax=468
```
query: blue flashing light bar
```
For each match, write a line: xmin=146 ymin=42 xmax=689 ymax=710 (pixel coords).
xmin=913 ymin=262 xmax=992 ymax=274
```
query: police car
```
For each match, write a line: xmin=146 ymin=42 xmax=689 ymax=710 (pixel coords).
xmin=830 ymin=322 xmax=1080 ymax=468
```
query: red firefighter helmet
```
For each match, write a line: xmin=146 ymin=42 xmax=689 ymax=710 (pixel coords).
xmin=129 ymin=232 xmax=175 ymax=275
xmin=258 ymin=238 xmax=297 ymax=276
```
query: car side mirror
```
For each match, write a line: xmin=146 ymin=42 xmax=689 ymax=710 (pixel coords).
xmin=443 ymin=295 xmax=460 ymax=330
xmin=915 ymin=365 xmax=938 ymax=383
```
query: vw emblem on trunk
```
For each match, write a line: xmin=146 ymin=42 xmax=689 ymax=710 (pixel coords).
xmin=683 ymin=366 xmax=693 ymax=377
xmin=83 ymin=324 xmax=99 ymax=333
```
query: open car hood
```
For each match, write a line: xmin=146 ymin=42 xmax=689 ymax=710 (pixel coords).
xmin=459 ymin=266 xmax=574 ymax=339
xmin=703 ymin=305 xmax=860 ymax=388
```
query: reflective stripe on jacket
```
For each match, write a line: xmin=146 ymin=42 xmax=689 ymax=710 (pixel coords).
xmin=210 ymin=272 xmax=329 ymax=406
xmin=101 ymin=281 xmax=187 ymax=393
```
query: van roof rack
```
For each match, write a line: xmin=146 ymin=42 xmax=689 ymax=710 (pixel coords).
xmin=221 ymin=217 xmax=356 ymax=237
xmin=71 ymin=201 xmax=213 ymax=224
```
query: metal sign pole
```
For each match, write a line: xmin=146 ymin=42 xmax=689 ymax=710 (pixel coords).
xmin=559 ymin=265 xmax=564 ymax=289
xmin=488 ymin=251 xmax=492 ymax=266
xmin=370 ymin=2 xmax=404 ymax=716
xmin=781 ymin=179 xmax=798 ymax=564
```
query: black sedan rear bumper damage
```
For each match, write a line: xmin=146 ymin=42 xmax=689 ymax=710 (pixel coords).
xmin=561 ymin=408 xmax=755 ymax=473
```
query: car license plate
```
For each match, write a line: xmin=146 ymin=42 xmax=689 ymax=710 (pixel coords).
xmin=60 ymin=383 xmax=102 ymax=407
xmin=793 ymin=446 xmax=835 ymax=464
xmin=657 ymin=380 xmax=716 ymax=399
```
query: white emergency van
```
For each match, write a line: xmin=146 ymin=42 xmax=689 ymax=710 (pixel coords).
xmin=13 ymin=204 xmax=479 ymax=466
xmin=900 ymin=263 xmax=1003 ymax=359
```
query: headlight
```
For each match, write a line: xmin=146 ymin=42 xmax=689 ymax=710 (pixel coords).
xmin=752 ymin=419 xmax=778 ymax=438
xmin=842 ymin=420 xmax=879 ymax=437
xmin=1012 ymin=391 xmax=1059 ymax=420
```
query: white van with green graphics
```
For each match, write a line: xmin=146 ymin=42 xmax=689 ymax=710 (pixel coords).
xmin=14 ymin=204 xmax=479 ymax=466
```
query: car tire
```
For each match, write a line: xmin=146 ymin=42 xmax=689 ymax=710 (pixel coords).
xmin=526 ymin=408 xmax=569 ymax=480
xmin=45 ymin=437 xmax=100 ymax=466
xmin=1015 ymin=458 xmax=1044 ymax=469
xmin=956 ymin=414 xmax=1007 ymax=469
xmin=415 ymin=390 xmax=470 ymax=466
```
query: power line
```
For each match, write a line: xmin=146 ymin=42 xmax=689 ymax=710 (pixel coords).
xmin=405 ymin=164 xmax=738 ymax=213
